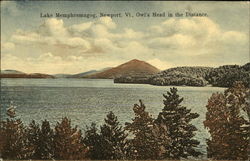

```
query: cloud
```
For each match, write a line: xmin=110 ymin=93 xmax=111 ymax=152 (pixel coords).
xmin=147 ymin=58 xmax=173 ymax=70
xmin=37 ymin=52 xmax=62 ymax=62
xmin=11 ymin=18 xmax=92 ymax=53
xmin=148 ymin=34 xmax=196 ymax=49
xmin=38 ymin=18 xmax=68 ymax=37
xmin=12 ymin=30 xmax=47 ymax=44
xmin=3 ymin=16 xmax=249 ymax=74
xmin=99 ymin=17 xmax=116 ymax=29
xmin=1 ymin=54 xmax=29 ymax=72
xmin=93 ymin=38 xmax=116 ymax=53
xmin=70 ymin=22 xmax=93 ymax=34
xmin=221 ymin=31 xmax=247 ymax=44
xmin=147 ymin=17 xmax=248 ymax=56
xmin=110 ymin=28 xmax=144 ymax=40
xmin=1 ymin=52 xmax=123 ymax=74
xmin=65 ymin=37 xmax=91 ymax=49
xmin=8 ymin=17 xmax=143 ymax=60
xmin=1 ymin=42 xmax=15 ymax=52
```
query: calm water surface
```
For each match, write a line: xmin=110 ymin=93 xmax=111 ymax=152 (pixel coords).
xmin=0 ymin=78 xmax=225 ymax=158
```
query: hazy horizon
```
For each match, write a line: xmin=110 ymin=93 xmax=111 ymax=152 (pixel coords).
xmin=1 ymin=59 xmax=249 ymax=75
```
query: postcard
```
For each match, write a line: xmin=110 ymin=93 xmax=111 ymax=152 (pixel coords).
xmin=0 ymin=1 xmax=249 ymax=160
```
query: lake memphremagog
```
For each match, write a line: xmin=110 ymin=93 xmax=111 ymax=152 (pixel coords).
xmin=0 ymin=78 xmax=225 ymax=158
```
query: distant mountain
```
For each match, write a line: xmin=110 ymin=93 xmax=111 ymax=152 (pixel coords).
xmin=53 ymin=74 xmax=73 ymax=78
xmin=97 ymin=67 xmax=113 ymax=73
xmin=53 ymin=67 xmax=113 ymax=78
xmin=87 ymin=59 xmax=160 ymax=79
xmin=1 ymin=69 xmax=25 ymax=74
xmin=70 ymin=70 xmax=98 ymax=78
xmin=0 ymin=70 xmax=54 ymax=78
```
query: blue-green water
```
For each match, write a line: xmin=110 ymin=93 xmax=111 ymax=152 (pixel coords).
xmin=0 ymin=78 xmax=225 ymax=158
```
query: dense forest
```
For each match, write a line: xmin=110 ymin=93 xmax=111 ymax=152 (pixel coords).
xmin=206 ymin=63 xmax=250 ymax=87
xmin=148 ymin=66 xmax=212 ymax=86
xmin=115 ymin=63 xmax=250 ymax=87
xmin=0 ymin=82 xmax=249 ymax=160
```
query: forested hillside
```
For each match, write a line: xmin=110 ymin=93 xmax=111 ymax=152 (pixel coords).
xmin=115 ymin=63 xmax=250 ymax=87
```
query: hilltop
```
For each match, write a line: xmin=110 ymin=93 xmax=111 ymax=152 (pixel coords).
xmin=0 ymin=70 xmax=54 ymax=78
xmin=86 ymin=59 xmax=160 ymax=79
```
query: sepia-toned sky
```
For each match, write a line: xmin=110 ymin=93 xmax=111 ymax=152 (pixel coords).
xmin=1 ymin=1 xmax=249 ymax=74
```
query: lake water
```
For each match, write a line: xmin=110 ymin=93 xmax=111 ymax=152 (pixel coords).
xmin=0 ymin=78 xmax=225 ymax=158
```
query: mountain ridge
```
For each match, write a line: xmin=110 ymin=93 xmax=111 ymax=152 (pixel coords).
xmin=0 ymin=70 xmax=55 ymax=78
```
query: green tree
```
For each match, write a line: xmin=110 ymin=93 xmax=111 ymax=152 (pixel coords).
xmin=39 ymin=120 xmax=54 ymax=159
xmin=99 ymin=111 xmax=128 ymax=160
xmin=125 ymin=100 xmax=164 ymax=160
xmin=0 ymin=104 xmax=30 ymax=159
xmin=204 ymin=82 xmax=250 ymax=160
xmin=84 ymin=112 xmax=128 ymax=160
xmin=26 ymin=120 xmax=40 ymax=159
xmin=54 ymin=117 xmax=87 ymax=160
xmin=83 ymin=123 xmax=103 ymax=159
xmin=156 ymin=87 xmax=201 ymax=159
xmin=26 ymin=120 xmax=55 ymax=159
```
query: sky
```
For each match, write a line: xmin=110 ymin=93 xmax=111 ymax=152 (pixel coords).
xmin=1 ymin=1 xmax=249 ymax=74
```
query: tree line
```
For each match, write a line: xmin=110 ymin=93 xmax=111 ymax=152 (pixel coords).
xmin=115 ymin=62 xmax=250 ymax=87
xmin=207 ymin=63 xmax=250 ymax=88
xmin=0 ymin=82 xmax=249 ymax=160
